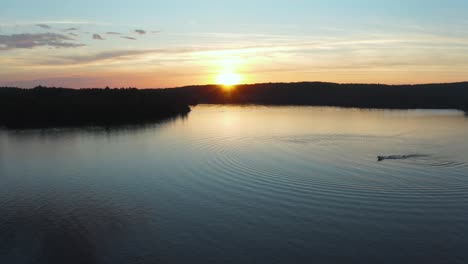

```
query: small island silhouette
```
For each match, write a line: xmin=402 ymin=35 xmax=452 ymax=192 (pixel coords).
xmin=1 ymin=82 xmax=467 ymax=128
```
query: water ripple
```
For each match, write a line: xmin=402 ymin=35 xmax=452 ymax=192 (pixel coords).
xmin=182 ymin=133 xmax=468 ymax=217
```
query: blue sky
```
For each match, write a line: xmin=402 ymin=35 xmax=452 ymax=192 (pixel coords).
xmin=1 ymin=0 xmax=468 ymax=87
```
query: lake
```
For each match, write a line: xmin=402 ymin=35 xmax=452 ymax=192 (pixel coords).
xmin=0 ymin=105 xmax=467 ymax=264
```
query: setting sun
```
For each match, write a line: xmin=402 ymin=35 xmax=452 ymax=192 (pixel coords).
xmin=215 ymin=72 xmax=242 ymax=86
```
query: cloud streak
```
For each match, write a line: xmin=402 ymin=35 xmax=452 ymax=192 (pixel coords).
xmin=0 ymin=33 xmax=84 ymax=50
xmin=121 ymin=36 xmax=136 ymax=40
xmin=134 ymin=29 xmax=146 ymax=35
xmin=38 ymin=44 xmax=292 ymax=66
xmin=44 ymin=48 xmax=204 ymax=65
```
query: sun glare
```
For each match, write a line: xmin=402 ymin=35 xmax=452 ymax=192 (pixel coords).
xmin=216 ymin=72 xmax=241 ymax=86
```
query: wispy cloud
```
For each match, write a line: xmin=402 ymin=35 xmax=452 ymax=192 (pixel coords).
xmin=134 ymin=29 xmax=146 ymax=35
xmin=121 ymin=36 xmax=136 ymax=40
xmin=64 ymin=27 xmax=79 ymax=31
xmin=38 ymin=45 xmax=290 ymax=66
xmin=0 ymin=21 xmax=109 ymax=29
xmin=59 ymin=49 xmax=175 ymax=64
xmin=44 ymin=48 xmax=204 ymax=65
xmin=36 ymin=24 xmax=51 ymax=29
xmin=92 ymin=34 xmax=104 ymax=40
xmin=106 ymin=32 xmax=121 ymax=35
xmin=0 ymin=33 xmax=84 ymax=50
xmin=37 ymin=20 xmax=109 ymax=26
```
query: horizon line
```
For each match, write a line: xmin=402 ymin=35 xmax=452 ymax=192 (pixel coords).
xmin=3 ymin=80 xmax=468 ymax=90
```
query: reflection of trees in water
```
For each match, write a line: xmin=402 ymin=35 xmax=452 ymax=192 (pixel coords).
xmin=0 ymin=202 xmax=126 ymax=264
xmin=0 ymin=112 xmax=188 ymax=144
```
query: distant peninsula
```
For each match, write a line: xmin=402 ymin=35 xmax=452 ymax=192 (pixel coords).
xmin=1 ymin=82 xmax=467 ymax=128
xmin=170 ymin=82 xmax=468 ymax=110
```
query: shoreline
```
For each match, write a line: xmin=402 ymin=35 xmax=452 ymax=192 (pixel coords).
xmin=1 ymin=82 xmax=467 ymax=128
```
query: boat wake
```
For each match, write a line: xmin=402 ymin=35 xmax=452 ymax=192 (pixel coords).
xmin=377 ymin=153 xmax=468 ymax=169
xmin=377 ymin=154 xmax=429 ymax=162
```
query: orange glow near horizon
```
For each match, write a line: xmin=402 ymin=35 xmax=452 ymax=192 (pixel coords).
xmin=214 ymin=57 xmax=243 ymax=89
xmin=216 ymin=72 xmax=242 ymax=87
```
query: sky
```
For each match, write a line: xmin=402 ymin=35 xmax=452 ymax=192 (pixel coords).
xmin=1 ymin=0 xmax=468 ymax=88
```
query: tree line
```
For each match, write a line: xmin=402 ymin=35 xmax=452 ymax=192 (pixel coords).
xmin=1 ymin=82 xmax=467 ymax=128
xmin=0 ymin=86 xmax=192 ymax=128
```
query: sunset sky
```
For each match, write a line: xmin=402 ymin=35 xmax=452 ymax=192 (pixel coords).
xmin=1 ymin=0 xmax=468 ymax=88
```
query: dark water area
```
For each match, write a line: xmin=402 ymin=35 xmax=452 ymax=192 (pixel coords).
xmin=0 ymin=105 xmax=467 ymax=264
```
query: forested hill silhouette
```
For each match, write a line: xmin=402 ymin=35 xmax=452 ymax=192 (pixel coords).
xmin=0 ymin=87 xmax=191 ymax=128
xmin=170 ymin=82 xmax=468 ymax=110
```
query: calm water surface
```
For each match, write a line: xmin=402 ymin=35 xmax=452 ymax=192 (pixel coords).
xmin=1 ymin=105 xmax=467 ymax=264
